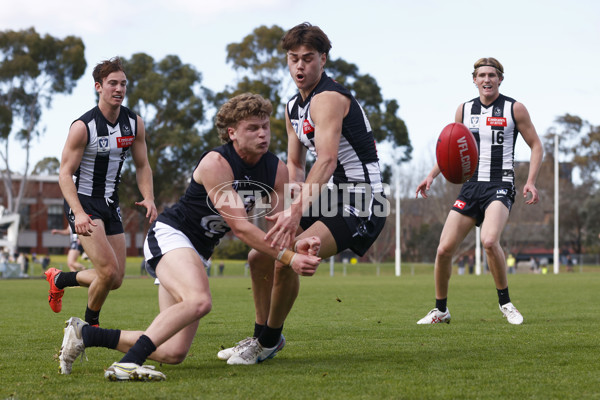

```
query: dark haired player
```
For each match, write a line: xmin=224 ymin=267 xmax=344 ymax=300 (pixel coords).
xmin=45 ymin=57 xmax=157 ymax=327
xmin=220 ymin=22 xmax=388 ymax=365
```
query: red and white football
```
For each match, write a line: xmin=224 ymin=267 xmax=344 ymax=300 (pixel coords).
xmin=436 ymin=122 xmax=478 ymax=184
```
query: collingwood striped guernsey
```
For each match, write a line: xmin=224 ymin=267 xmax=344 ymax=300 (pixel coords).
xmin=286 ymin=72 xmax=383 ymax=193
xmin=462 ymin=94 xmax=519 ymax=183
xmin=73 ymin=106 xmax=137 ymax=199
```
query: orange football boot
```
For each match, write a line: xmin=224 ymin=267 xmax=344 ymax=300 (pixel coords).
xmin=45 ymin=268 xmax=64 ymax=313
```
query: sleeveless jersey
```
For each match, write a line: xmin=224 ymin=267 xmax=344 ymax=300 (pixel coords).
xmin=462 ymin=94 xmax=519 ymax=183
xmin=156 ymin=142 xmax=279 ymax=259
xmin=73 ymin=106 xmax=137 ymax=200
xmin=286 ymin=72 xmax=383 ymax=193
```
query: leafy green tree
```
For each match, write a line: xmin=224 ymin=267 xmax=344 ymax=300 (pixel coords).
xmin=212 ymin=25 xmax=412 ymax=165
xmin=32 ymin=156 xmax=60 ymax=175
xmin=117 ymin=53 xmax=209 ymax=215
xmin=542 ymin=114 xmax=600 ymax=254
xmin=0 ymin=27 xmax=85 ymax=213
xmin=544 ymin=114 xmax=600 ymax=187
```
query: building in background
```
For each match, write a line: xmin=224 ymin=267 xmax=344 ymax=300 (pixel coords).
xmin=0 ymin=175 xmax=145 ymax=257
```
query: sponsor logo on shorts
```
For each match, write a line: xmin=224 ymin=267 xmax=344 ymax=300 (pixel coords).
xmin=454 ymin=200 xmax=466 ymax=210
xmin=496 ymin=189 xmax=508 ymax=196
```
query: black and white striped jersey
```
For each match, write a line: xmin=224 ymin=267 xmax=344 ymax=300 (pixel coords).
xmin=286 ymin=72 xmax=383 ymax=193
xmin=462 ymin=94 xmax=519 ymax=183
xmin=72 ymin=106 xmax=137 ymax=200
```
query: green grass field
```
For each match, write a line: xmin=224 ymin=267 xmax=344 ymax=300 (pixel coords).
xmin=1 ymin=260 xmax=599 ymax=399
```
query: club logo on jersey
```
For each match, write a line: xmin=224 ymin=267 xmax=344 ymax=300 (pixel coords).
xmin=303 ymin=119 xmax=314 ymax=135
xmin=470 ymin=116 xmax=480 ymax=128
xmin=117 ymin=136 xmax=135 ymax=148
xmin=122 ymin=124 xmax=131 ymax=135
xmin=207 ymin=179 xmax=278 ymax=220
xmin=98 ymin=137 xmax=110 ymax=153
xmin=453 ymin=200 xmax=466 ymax=210
xmin=486 ymin=117 xmax=507 ymax=127
xmin=200 ymin=215 xmax=230 ymax=237
xmin=493 ymin=107 xmax=502 ymax=117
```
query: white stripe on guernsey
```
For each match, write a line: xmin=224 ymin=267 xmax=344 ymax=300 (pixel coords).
xmin=76 ymin=119 xmax=97 ymax=196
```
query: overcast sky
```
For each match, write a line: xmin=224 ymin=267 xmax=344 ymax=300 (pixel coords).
xmin=2 ymin=0 xmax=599 ymax=187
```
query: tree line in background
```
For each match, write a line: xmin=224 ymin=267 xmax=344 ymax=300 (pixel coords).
xmin=1 ymin=27 xmax=599 ymax=262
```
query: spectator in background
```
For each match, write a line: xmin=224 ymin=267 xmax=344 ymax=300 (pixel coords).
xmin=468 ymin=255 xmax=475 ymax=274
xmin=506 ymin=253 xmax=516 ymax=275
xmin=42 ymin=255 xmax=51 ymax=273
xmin=530 ymin=256 xmax=538 ymax=274
xmin=457 ymin=256 xmax=466 ymax=275
xmin=539 ymin=256 xmax=548 ymax=275
xmin=566 ymin=255 xmax=574 ymax=272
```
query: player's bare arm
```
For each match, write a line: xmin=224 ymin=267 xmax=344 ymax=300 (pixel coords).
xmin=58 ymin=120 xmax=96 ymax=236
xmin=265 ymin=159 xmax=295 ymax=249
xmin=130 ymin=116 xmax=158 ymax=223
xmin=199 ymin=152 xmax=321 ymax=274
xmin=264 ymin=114 xmax=306 ymax=247
xmin=514 ymin=102 xmax=543 ymax=205
xmin=415 ymin=163 xmax=441 ymax=199
xmin=52 ymin=227 xmax=71 ymax=235
xmin=265 ymin=91 xmax=347 ymax=246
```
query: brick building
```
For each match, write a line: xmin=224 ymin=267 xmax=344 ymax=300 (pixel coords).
xmin=0 ymin=174 xmax=145 ymax=257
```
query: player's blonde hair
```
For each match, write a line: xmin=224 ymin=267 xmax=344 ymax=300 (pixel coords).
xmin=472 ymin=57 xmax=504 ymax=80
xmin=215 ymin=93 xmax=273 ymax=143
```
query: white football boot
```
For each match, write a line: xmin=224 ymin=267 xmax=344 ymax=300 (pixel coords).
xmin=226 ymin=335 xmax=286 ymax=365
xmin=59 ymin=317 xmax=88 ymax=374
xmin=417 ymin=308 xmax=451 ymax=324
xmin=499 ymin=302 xmax=523 ymax=325
xmin=217 ymin=337 xmax=255 ymax=360
xmin=104 ymin=362 xmax=166 ymax=381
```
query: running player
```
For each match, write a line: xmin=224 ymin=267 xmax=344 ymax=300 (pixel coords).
xmin=44 ymin=57 xmax=157 ymax=326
